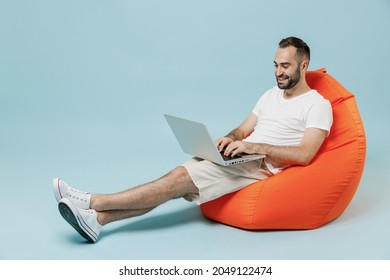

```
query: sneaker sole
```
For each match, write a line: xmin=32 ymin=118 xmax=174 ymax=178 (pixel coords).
xmin=58 ymin=199 xmax=98 ymax=243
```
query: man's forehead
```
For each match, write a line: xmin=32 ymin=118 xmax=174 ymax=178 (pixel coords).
xmin=274 ymin=46 xmax=297 ymax=63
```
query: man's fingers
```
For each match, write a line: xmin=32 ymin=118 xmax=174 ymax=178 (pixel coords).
xmin=224 ymin=142 xmax=237 ymax=156
xmin=225 ymin=142 xmax=245 ymax=157
xmin=217 ymin=137 xmax=234 ymax=152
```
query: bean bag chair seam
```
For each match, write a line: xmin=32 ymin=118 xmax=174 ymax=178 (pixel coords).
xmin=314 ymin=100 xmax=366 ymax=227
xmin=250 ymin=179 xmax=267 ymax=226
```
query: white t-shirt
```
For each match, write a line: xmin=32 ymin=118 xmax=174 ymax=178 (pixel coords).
xmin=244 ymin=86 xmax=333 ymax=173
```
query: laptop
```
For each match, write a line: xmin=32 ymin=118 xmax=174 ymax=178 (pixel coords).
xmin=164 ymin=114 xmax=265 ymax=166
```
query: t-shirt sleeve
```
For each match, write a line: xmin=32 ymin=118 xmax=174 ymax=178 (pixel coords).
xmin=305 ymin=99 xmax=333 ymax=135
xmin=252 ymin=98 xmax=262 ymax=116
xmin=252 ymin=89 xmax=272 ymax=117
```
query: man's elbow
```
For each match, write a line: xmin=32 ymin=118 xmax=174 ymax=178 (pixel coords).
xmin=299 ymin=159 xmax=312 ymax=166
xmin=297 ymin=153 xmax=316 ymax=166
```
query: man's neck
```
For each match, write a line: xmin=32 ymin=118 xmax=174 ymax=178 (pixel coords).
xmin=283 ymin=80 xmax=311 ymax=99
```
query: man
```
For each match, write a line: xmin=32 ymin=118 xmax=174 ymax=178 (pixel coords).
xmin=53 ymin=37 xmax=333 ymax=243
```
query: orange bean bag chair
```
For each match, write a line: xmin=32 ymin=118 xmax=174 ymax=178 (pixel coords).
xmin=200 ymin=68 xmax=366 ymax=230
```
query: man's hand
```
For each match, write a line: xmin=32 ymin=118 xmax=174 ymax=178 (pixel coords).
xmin=215 ymin=113 xmax=258 ymax=154
xmin=215 ymin=136 xmax=234 ymax=152
xmin=223 ymin=141 xmax=254 ymax=157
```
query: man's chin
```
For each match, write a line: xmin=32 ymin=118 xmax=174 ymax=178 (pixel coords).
xmin=277 ymin=79 xmax=297 ymax=90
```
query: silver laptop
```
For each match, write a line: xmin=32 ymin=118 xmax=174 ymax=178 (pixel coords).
xmin=164 ymin=114 xmax=265 ymax=166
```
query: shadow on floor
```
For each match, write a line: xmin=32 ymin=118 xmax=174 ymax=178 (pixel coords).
xmin=99 ymin=205 xmax=210 ymax=240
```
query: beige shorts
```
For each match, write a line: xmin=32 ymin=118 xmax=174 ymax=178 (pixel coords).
xmin=181 ymin=158 xmax=272 ymax=205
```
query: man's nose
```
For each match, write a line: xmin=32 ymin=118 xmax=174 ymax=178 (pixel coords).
xmin=275 ymin=67 xmax=283 ymax=77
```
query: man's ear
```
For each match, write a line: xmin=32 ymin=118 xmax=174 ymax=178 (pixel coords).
xmin=301 ymin=59 xmax=309 ymax=71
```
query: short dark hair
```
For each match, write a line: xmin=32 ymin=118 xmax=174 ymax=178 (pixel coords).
xmin=278 ymin=36 xmax=310 ymax=62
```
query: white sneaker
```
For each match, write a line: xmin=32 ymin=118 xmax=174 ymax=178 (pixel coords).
xmin=53 ymin=178 xmax=91 ymax=209
xmin=58 ymin=198 xmax=102 ymax=243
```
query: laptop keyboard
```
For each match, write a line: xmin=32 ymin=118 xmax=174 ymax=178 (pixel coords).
xmin=220 ymin=151 xmax=242 ymax=161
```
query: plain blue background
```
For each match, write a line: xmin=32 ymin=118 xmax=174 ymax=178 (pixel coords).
xmin=0 ymin=0 xmax=389 ymax=259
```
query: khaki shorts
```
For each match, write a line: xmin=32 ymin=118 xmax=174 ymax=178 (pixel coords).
xmin=181 ymin=158 xmax=272 ymax=205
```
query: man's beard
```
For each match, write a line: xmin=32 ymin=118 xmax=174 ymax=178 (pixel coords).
xmin=276 ymin=66 xmax=301 ymax=90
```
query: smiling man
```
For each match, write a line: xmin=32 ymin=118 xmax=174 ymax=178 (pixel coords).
xmin=275 ymin=37 xmax=311 ymax=92
xmin=53 ymin=36 xmax=333 ymax=243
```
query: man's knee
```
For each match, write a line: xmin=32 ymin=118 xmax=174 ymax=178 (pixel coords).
xmin=168 ymin=166 xmax=197 ymax=196
xmin=170 ymin=166 xmax=191 ymax=184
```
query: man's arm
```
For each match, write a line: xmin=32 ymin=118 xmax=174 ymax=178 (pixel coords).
xmin=215 ymin=113 xmax=258 ymax=152
xmin=225 ymin=127 xmax=328 ymax=166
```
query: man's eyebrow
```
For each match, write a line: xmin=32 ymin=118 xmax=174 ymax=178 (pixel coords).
xmin=274 ymin=61 xmax=291 ymax=66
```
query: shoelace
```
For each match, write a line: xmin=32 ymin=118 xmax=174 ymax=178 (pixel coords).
xmin=80 ymin=209 xmax=95 ymax=215
xmin=66 ymin=188 xmax=89 ymax=203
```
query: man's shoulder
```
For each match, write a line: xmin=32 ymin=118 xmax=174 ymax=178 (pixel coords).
xmin=307 ymin=90 xmax=332 ymax=113
xmin=307 ymin=89 xmax=330 ymax=103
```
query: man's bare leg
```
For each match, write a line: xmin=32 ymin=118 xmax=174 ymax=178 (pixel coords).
xmin=97 ymin=208 xmax=154 ymax=225
xmin=90 ymin=166 xmax=198 ymax=225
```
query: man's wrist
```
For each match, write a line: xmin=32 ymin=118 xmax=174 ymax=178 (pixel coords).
xmin=225 ymin=135 xmax=236 ymax=142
